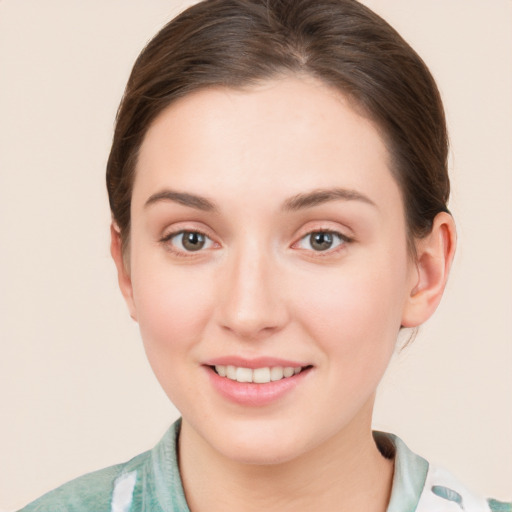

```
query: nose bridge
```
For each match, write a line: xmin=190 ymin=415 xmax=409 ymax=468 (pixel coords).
xmin=217 ymin=236 xmax=286 ymax=338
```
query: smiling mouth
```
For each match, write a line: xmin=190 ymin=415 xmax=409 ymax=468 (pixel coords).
xmin=211 ymin=365 xmax=312 ymax=384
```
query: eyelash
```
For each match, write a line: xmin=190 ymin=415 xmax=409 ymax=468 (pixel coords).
xmin=159 ymin=230 xmax=216 ymax=257
xmin=293 ymin=229 xmax=353 ymax=256
xmin=159 ymin=228 xmax=353 ymax=257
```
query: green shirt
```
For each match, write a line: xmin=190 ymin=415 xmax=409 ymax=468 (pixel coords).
xmin=19 ymin=419 xmax=511 ymax=512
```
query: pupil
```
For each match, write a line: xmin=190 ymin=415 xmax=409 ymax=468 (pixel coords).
xmin=183 ymin=232 xmax=205 ymax=251
xmin=311 ymin=232 xmax=333 ymax=251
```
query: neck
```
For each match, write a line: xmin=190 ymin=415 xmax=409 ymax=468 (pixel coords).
xmin=178 ymin=399 xmax=394 ymax=512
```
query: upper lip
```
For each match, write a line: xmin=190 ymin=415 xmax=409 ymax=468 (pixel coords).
xmin=204 ymin=356 xmax=309 ymax=369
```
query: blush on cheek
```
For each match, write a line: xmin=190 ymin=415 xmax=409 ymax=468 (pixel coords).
xmin=297 ymin=274 xmax=402 ymax=357
xmin=133 ymin=270 xmax=214 ymax=348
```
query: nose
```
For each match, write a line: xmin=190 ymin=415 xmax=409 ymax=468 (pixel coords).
xmin=216 ymin=244 xmax=289 ymax=340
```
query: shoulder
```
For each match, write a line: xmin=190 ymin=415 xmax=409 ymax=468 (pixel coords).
xmin=375 ymin=432 xmax=511 ymax=512
xmin=17 ymin=451 xmax=151 ymax=512
xmin=418 ymin=464 xmax=511 ymax=512
xmin=17 ymin=420 xmax=186 ymax=512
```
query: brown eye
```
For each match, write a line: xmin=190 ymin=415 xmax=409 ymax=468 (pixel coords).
xmin=310 ymin=232 xmax=334 ymax=251
xmin=295 ymin=230 xmax=348 ymax=253
xmin=181 ymin=231 xmax=206 ymax=251
xmin=163 ymin=230 xmax=214 ymax=254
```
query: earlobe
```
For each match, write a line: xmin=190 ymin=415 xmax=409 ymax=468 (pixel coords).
xmin=401 ymin=212 xmax=456 ymax=328
xmin=110 ymin=223 xmax=138 ymax=322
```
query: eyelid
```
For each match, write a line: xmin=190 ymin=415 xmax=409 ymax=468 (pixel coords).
xmin=291 ymin=227 xmax=354 ymax=254
xmin=159 ymin=225 xmax=220 ymax=256
xmin=159 ymin=220 xmax=217 ymax=242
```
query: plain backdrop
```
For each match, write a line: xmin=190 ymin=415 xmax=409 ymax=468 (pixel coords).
xmin=0 ymin=1 xmax=511 ymax=510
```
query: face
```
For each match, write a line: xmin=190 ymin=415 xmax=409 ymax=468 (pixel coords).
xmin=120 ymin=76 xmax=418 ymax=465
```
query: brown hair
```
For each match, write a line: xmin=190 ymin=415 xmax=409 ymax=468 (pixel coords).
xmin=106 ymin=0 xmax=449 ymax=254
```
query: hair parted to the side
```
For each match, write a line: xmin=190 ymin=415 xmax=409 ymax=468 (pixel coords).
xmin=106 ymin=0 xmax=450 ymax=255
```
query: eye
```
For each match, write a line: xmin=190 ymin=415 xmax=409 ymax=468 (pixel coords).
xmin=162 ymin=230 xmax=215 ymax=253
xmin=295 ymin=231 xmax=348 ymax=252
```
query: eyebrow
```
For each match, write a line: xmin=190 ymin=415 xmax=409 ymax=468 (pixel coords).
xmin=144 ymin=187 xmax=376 ymax=213
xmin=282 ymin=188 xmax=377 ymax=211
xmin=144 ymin=190 xmax=218 ymax=212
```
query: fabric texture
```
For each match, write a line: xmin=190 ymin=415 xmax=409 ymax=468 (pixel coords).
xmin=19 ymin=419 xmax=510 ymax=512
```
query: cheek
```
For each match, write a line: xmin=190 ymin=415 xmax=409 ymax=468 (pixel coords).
xmin=295 ymin=276 xmax=400 ymax=403
xmin=130 ymin=261 xmax=220 ymax=410
xmin=131 ymin=262 xmax=215 ymax=361
xmin=292 ymin=259 xmax=407 ymax=363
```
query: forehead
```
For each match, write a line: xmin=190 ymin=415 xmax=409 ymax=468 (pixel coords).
xmin=133 ymin=76 xmax=400 ymax=212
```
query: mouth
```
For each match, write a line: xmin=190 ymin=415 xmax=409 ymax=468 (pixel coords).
xmin=205 ymin=360 xmax=313 ymax=406
xmin=210 ymin=364 xmax=313 ymax=384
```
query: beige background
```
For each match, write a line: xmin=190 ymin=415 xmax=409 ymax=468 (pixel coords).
xmin=0 ymin=1 xmax=511 ymax=510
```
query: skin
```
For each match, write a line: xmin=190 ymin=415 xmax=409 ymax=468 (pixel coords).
xmin=111 ymin=75 xmax=456 ymax=511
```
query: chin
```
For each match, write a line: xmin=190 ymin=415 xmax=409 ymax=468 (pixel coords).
xmin=222 ymin=442 xmax=302 ymax=466
xmin=207 ymin=423 xmax=315 ymax=466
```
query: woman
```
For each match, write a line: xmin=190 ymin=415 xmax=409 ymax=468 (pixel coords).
xmin=17 ymin=0 xmax=511 ymax=510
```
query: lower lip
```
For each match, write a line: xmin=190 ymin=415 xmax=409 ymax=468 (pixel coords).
xmin=205 ymin=366 xmax=311 ymax=406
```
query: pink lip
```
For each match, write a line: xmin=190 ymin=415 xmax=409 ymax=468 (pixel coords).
xmin=204 ymin=363 xmax=312 ymax=407
xmin=204 ymin=356 xmax=307 ymax=369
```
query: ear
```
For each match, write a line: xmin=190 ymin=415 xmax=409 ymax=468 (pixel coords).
xmin=401 ymin=212 xmax=456 ymax=327
xmin=110 ymin=223 xmax=138 ymax=322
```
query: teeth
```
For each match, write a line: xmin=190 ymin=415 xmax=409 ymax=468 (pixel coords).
xmin=226 ymin=365 xmax=236 ymax=380
xmin=270 ymin=366 xmax=283 ymax=381
xmin=236 ymin=367 xmax=252 ymax=383
xmin=283 ymin=367 xmax=295 ymax=378
xmin=214 ymin=365 xmax=305 ymax=383
xmin=253 ymin=367 xmax=271 ymax=383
